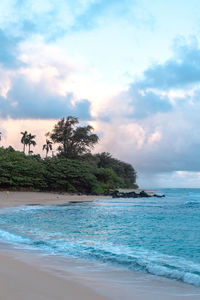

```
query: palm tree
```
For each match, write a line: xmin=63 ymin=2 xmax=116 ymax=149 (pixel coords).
xmin=43 ymin=139 xmax=53 ymax=157
xmin=0 ymin=132 xmax=2 ymax=141
xmin=27 ymin=133 xmax=36 ymax=155
xmin=20 ymin=131 xmax=29 ymax=153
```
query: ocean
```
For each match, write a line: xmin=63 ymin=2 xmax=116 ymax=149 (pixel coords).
xmin=0 ymin=188 xmax=200 ymax=289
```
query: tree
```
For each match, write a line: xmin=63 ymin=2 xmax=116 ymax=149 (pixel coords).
xmin=47 ymin=116 xmax=99 ymax=158
xmin=95 ymin=152 xmax=137 ymax=188
xmin=43 ymin=139 xmax=53 ymax=158
xmin=27 ymin=133 xmax=36 ymax=155
xmin=95 ymin=152 xmax=113 ymax=168
xmin=20 ymin=131 xmax=29 ymax=153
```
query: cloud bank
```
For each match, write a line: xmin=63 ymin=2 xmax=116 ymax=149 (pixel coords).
xmin=94 ymin=38 xmax=200 ymax=180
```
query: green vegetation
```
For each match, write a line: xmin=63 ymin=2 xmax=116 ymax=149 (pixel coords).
xmin=0 ymin=147 xmax=46 ymax=191
xmin=0 ymin=117 xmax=138 ymax=193
xmin=47 ymin=116 xmax=99 ymax=158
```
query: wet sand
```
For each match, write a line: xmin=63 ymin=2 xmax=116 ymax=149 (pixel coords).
xmin=0 ymin=252 xmax=111 ymax=300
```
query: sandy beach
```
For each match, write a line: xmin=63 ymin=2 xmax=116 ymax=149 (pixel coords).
xmin=0 ymin=252 xmax=111 ymax=300
xmin=0 ymin=191 xmax=110 ymax=207
xmin=0 ymin=191 xmax=200 ymax=300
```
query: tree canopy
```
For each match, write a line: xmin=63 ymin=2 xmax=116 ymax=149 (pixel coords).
xmin=0 ymin=147 xmax=138 ymax=193
xmin=27 ymin=133 xmax=36 ymax=155
xmin=43 ymin=139 xmax=53 ymax=158
xmin=47 ymin=116 xmax=99 ymax=158
xmin=20 ymin=131 xmax=29 ymax=153
xmin=20 ymin=131 xmax=36 ymax=155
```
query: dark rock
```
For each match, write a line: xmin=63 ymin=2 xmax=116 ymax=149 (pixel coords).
xmin=112 ymin=190 xmax=165 ymax=199
xmin=139 ymin=190 xmax=151 ymax=197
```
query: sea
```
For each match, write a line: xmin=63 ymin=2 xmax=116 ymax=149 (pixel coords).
xmin=0 ymin=188 xmax=200 ymax=298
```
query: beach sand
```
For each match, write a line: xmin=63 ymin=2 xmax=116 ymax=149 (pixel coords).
xmin=0 ymin=191 xmax=200 ymax=300
xmin=0 ymin=252 xmax=111 ymax=300
xmin=0 ymin=191 xmax=110 ymax=207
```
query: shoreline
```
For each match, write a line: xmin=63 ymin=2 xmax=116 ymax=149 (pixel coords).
xmin=0 ymin=189 xmax=164 ymax=208
xmin=0 ymin=191 xmax=200 ymax=299
xmin=0 ymin=191 xmax=110 ymax=207
xmin=1 ymin=243 xmax=200 ymax=300
xmin=0 ymin=191 xmax=112 ymax=300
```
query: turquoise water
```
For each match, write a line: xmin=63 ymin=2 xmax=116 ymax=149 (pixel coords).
xmin=0 ymin=188 xmax=200 ymax=286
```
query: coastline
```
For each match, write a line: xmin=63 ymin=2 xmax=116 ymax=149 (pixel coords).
xmin=0 ymin=191 xmax=200 ymax=299
xmin=0 ymin=189 xmax=164 ymax=208
xmin=0 ymin=191 xmax=110 ymax=207
xmin=1 ymin=244 xmax=200 ymax=300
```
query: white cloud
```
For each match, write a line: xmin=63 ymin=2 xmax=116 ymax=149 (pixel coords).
xmin=148 ymin=130 xmax=162 ymax=144
xmin=138 ymin=171 xmax=200 ymax=188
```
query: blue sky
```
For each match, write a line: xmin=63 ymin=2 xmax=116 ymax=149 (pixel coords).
xmin=1 ymin=0 xmax=200 ymax=187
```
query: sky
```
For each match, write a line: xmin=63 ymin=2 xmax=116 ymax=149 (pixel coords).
xmin=1 ymin=0 xmax=200 ymax=188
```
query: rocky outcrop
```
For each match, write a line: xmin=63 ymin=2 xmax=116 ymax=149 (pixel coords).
xmin=112 ymin=190 xmax=165 ymax=198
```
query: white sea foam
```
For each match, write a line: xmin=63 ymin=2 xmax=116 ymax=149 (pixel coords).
xmin=0 ymin=228 xmax=31 ymax=244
